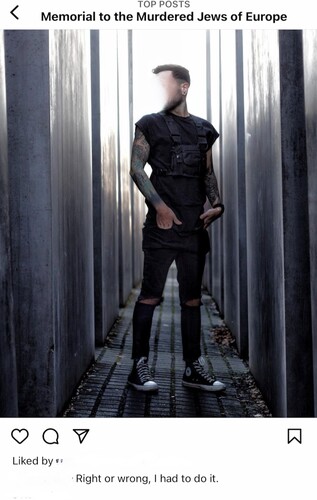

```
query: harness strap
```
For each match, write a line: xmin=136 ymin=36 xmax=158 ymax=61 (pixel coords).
xmin=161 ymin=113 xmax=181 ymax=145
xmin=160 ymin=112 xmax=208 ymax=153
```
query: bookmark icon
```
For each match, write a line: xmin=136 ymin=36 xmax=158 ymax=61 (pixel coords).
xmin=287 ymin=428 xmax=302 ymax=444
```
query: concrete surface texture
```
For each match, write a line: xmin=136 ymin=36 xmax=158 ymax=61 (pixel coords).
xmin=5 ymin=30 xmax=95 ymax=416
xmin=279 ymin=30 xmax=313 ymax=416
xmin=219 ymin=30 xmax=249 ymax=359
xmin=130 ymin=30 xmax=145 ymax=290
xmin=49 ymin=30 xmax=95 ymax=416
xmin=206 ymin=30 xmax=224 ymax=313
xmin=0 ymin=31 xmax=18 ymax=417
xmin=209 ymin=30 xmax=315 ymax=416
xmin=92 ymin=30 xmax=120 ymax=344
xmin=5 ymin=30 xmax=56 ymax=416
xmin=245 ymin=30 xmax=291 ymax=416
xmin=117 ymin=31 xmax=134 ymax=306
xmin=303 ymin=30 xmax=317 ymax=416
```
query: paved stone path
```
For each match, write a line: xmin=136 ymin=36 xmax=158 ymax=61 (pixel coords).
xmin=63 ymin=265 xmax=271 ymax=418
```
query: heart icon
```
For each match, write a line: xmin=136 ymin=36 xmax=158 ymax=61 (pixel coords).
xmin=11 ymin=428 xmax=29 ymax=444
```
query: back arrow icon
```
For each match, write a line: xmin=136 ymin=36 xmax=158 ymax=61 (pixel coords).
xmin=10 ymin=6 xmax=19 ymax=20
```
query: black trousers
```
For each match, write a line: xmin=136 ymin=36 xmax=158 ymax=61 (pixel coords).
xmin=132 ymin=247 xmax=206 ymax=362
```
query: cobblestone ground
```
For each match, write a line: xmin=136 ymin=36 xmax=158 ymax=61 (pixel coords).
xmin=63 ymin=265 xmax=271 ymax=418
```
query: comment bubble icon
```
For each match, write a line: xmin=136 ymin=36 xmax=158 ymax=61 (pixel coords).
xmin=43 ymin=428 xmax=59 ymax=445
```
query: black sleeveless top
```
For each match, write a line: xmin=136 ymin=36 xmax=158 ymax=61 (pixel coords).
xmin=135 ymin=112 xmax=219 ymax=252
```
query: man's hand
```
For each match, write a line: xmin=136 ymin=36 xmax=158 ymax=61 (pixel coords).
xmin=199 ymin=206 xmax=223 ymax=229
xmin=156 ymin=204 xmax=182 ymax=229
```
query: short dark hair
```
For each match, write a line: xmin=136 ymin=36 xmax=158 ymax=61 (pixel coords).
xmin=152 ymin=64 xmax=190 ymax=85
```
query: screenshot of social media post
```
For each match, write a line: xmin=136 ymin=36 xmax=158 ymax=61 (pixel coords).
xmin=0 ymin=0 xmax=316 ymax=498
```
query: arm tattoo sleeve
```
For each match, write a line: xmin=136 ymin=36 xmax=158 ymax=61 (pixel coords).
xmin=204 ymin=148 xmax=221 ymax=206
xmin=130 ymin=127 xmax=162 ymax=208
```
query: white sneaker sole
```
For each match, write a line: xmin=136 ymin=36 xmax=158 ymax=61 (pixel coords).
xmin=127 ymin=381 xmax=159 ymax=392
xmin=182 ymin=380 xmax=226 ymax=392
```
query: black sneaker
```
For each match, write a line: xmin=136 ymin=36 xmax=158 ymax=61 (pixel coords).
xmin=128 ymin=357 xmax=158 ymax=392
xmin=182 ymin=356 xmax=226 ymax=392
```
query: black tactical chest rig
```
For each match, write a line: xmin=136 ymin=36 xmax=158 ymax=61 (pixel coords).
xmin=156 ymin=113 xmax=208 ymax=178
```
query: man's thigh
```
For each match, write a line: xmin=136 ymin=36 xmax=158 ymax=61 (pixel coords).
xmin=175 ymin=250 xmax=206 ymax=305
xmin=138 ymin=248 xmax=176 ymax=302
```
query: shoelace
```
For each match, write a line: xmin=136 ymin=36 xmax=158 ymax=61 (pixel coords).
xmin=136 ymin=359 xmax=151 ymax=383
xmin=192 ymin=360 xmax=215 ymax=384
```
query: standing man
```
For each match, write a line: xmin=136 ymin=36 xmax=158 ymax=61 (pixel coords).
xmin=128 ymin=64 xmax=225 ymax=392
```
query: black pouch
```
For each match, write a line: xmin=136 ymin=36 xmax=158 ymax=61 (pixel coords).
xmin=170 ymin=145 xmax=202 ymax=177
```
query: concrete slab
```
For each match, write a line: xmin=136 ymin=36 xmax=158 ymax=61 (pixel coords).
xmin=0 ymin=30 xmax=18 ymax=416
xmin=303 ymin=30 xmax=317 ymax=416
xmin=5 ymin=30 xmax=95 ymax=416
xmin=92 ymin=30 xmax=120 ymax=343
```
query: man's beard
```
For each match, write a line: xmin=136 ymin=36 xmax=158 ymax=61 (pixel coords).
xmin=162 ymin=95 xmax=183 ymax=113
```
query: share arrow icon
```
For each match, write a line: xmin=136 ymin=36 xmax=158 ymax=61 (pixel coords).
xmin=73 ymin=429 xmax=90 ymax=444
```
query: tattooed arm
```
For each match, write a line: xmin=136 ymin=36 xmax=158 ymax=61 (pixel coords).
xmin=199 ymin=148 xmax=224 ymax=229
xmin=204 ymin=148 xmax=221 ymax=206
xmin=130 ymin=127 xmax=182 ymax=229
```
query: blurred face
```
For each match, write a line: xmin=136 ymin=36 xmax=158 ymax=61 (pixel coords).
xmin=157 ymin=70 xmax=188 ymax=112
